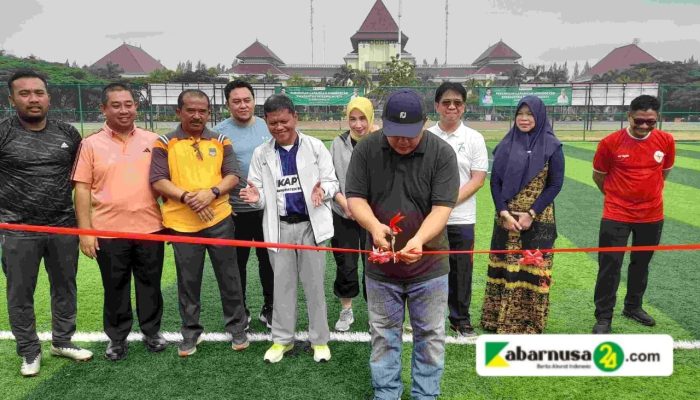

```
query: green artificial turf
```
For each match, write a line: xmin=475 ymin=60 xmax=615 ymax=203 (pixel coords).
xmin=1 ymin=142 xmax=698 ymax=399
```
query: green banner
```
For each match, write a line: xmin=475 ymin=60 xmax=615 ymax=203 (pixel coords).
xmin=479 ymin=87 xmax=572 ymax=106
xmin=274 ymin=86 xmax=365 ymax=106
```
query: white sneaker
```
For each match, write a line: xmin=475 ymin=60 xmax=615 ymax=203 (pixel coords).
xmin=334 ymin=308 xmax=354 ymax=332
xmin=21 ymin=353 xmax=41 ymax=377
xmin=312 ymin=345 xmax=331 ymax=362
xmin=263 ymin=343 xmax=294 ymax=363
xmin=50 ymin=343 xmax=93 ymax=361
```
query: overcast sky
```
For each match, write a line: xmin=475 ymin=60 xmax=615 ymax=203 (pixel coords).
xmin=2 ymin=0 xmax=700 ymax=71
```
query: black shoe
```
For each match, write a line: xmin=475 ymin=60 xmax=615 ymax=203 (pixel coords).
xmin=623 ymin=308 xmax=656 ymax=327
xmin=592 ymin=320 xmax=612 ymax=334
xmin=105 ymin=340 xmax=128 ymax=361
xmin=259 ymin=304 xmax=273 ymax=329
xmin=143 ymin=332 xmax=168 ymax=353
xmin=450 ymin=323 xmax=476 ymax=337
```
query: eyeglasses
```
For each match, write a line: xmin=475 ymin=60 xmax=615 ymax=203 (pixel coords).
xmin=633 ymin=118 xmax=657 ymax=126
xmin=192 ymin=141 xmax=203 ymax=161
xmin=440 ymin=99 xmax=464 ymax=108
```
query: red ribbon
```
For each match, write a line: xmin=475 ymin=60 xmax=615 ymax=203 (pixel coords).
xmin=389 ymin=212 xmax=405 ymax=235
xmin=368 ymin=247 xmax=394 ymax=264
xmin=1 ymin=223 xmax=698 ymax=256
xmin=367 ymin=212 xmax=406 ymax=264
xmin=518 ymin=249 xmax=552 ymax=289
xmin=519 ymin=249 xmax=545 ymax=267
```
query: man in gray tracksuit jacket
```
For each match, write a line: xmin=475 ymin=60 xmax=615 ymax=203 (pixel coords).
xmin=241 ymin=94 xmax=338 ymax=363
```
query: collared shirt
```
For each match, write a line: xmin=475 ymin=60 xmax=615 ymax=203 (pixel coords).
xmin=345 ymin=130 xmax=459 ymax=284
xmin=72 ymin=124 xmax=163 ymax=234
xmin=274 ymin=137 xmax=307 ymax=217
xmin=0 ymin=116 xmax=81 ymax=235
xmin=428 ymin=122 xmax=488 ymax=225
xmin=150 ymin=124 xmax=240 ymax=232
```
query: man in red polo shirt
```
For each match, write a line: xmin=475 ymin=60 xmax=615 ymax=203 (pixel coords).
xmin=73 ymin=83 xmax=167 ymax=359
xmin=591 ymin=95 xmax=675 ymax=334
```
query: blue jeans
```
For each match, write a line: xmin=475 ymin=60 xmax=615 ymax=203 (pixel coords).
xmin=367 ymin=275 xmax=448 ymax=400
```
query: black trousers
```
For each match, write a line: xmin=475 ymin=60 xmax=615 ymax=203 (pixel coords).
xmin=447 ymin=224 xmax=475 ymax=326
xmin=95 ymin=236 xmax=164 ymax=341
xmin=1 ymin=234 xmax=79 ymax=357
xmin=594 ymin=219 xmax=664 ymax=321
xmin=331 ymin=212 xmax=367 ymax=300
xmin=231 ymin=210 xmax=273 ymax=310
xmin=171 ymin=217 xmax=247 ymax=340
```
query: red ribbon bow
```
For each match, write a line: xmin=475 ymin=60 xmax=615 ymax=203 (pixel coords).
xmin=369 ymin=212 xmax=406 ymax=264
xmin=368 ymin=247 xmax=394 ymax=264
xmin=519 ymin=249 xmax=544 ymax=267
xmin=519 ymin=249 xmax=552 ymax=288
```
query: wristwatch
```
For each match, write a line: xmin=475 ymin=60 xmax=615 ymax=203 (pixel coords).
xmin=528 ymin=209 xmax=537 ymax=219
xmin=211 ymin=187 xmax=221 ymax=199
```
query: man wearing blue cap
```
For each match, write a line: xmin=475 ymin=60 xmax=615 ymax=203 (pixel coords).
xmin=345 ymin=89 xmax=459 ymax=399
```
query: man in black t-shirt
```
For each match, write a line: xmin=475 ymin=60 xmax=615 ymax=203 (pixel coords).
xmin=346 ymin=89 xmax=458 ymax=399
xmin=0 ymin=70 xmax=93 ymax=377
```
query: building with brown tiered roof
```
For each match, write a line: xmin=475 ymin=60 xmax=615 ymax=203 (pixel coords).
xmin=224 ymin=0 xmax=525 ymax=84
xmin=576 ymin=42 xmax=659 ymax=82
xmin=91 ymin=43 xmax=166 ymax=78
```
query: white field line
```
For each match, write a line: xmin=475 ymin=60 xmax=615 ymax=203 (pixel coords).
xmin=0 ymin=331 xmax=698 ymax=349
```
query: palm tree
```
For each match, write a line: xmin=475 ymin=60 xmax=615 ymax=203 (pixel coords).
xmin=333 ymin=65 xmax=356 ymax=86
xmin=353 ymin=70 xmax=373 ymax=91
xmin=503 ymin=68 xmax=524 ymax=86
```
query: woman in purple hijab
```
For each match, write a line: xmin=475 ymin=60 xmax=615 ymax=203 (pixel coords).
xmin=481 ymin=95 xmax=564 ymax=334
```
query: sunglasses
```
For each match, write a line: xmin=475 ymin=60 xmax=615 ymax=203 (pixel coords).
xmin=440 ymin=99 xmax=464 ymax=107
xmin=192 ymin=141 xmax=203 ymax=161
xmin=633 ymin=118 xmax=657 ymax=126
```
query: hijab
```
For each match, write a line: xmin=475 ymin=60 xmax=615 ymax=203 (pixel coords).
xmin=492 ymin=95 xmax=562 ymax=201
xmin=346 ymin=96 xmax=374 ymax=142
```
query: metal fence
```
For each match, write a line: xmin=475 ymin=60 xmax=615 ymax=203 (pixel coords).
xmin=1 ymin=82 xmax=699 ymax=138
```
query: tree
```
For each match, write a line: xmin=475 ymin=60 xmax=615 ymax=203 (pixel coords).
xmin=378 ymin=57 xmax=418 ymax=87
xmin=503 ymin=68 xmax=524 ymax=86
xmin=416 ymin=72 xmax=435 ymax=86
xmin=261 ymin=72 xmax=279 ymax=84
xmin=145 ymin=68 xmax=176 ymax=83
xmin=527 ymin=64 xmax=546 ymax=83
xmin=89 ymin=61 xmax=124 ymax=80
xmin=573 ymin=62 xmax=580 ymax=80
xmin=287 ymin=73 xmax=314 ymax=87
xmin=353 ymin=70 xmax=373 ymax=90
xmin=333 ymin=65 xmax=356 ymax=86
xmin=582 ymin=61 xmax=591 ymax=76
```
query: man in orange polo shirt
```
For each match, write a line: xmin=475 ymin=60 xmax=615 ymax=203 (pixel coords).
xmin=73 ymin=82 xmax=167 ymax=361
xmin=150 ymin=89 xmax=248 ymax=357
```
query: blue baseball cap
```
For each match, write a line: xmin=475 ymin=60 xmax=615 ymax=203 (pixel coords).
xmin=382 ymin=89 xmax=426 ymax=138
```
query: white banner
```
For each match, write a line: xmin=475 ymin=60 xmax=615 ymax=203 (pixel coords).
xmin=476 ymin=334 xmax=673 ymax=376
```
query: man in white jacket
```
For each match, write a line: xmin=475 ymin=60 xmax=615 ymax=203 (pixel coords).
xmin=240 ymin=94 xmax=338 ymax=364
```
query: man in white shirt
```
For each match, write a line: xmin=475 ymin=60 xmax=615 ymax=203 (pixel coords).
xmin=428 ymin=82 xmax=488 ymax=336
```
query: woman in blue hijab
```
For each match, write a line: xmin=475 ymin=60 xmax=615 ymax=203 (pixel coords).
xmin=481 ymin=95 xmax=564 ymax=334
